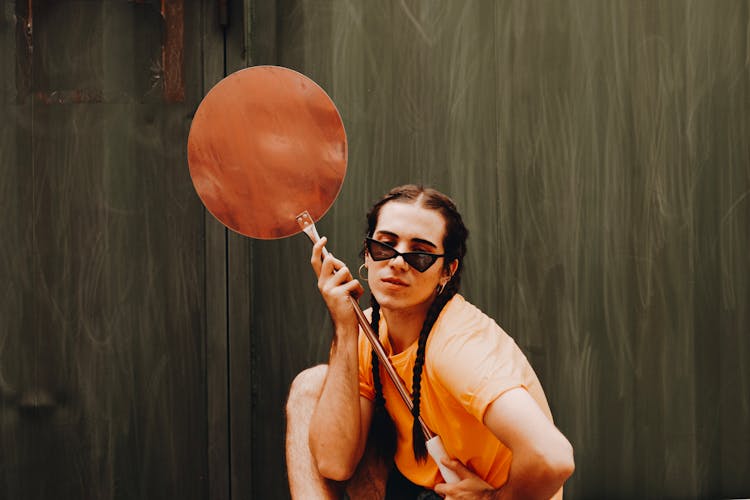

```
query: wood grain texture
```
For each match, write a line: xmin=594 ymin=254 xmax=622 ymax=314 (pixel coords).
xmin=225 ymin=3 xmax=254 ymax=499
xmin=202 ymin=1 xmax=231 ymax=499
xmin=249 ymin=1 xmax=750 ymax=498
xmin=1 ymin=1 xmax=208 ymax=498
xmin=2 ymin=1 xmax=748 ymax=499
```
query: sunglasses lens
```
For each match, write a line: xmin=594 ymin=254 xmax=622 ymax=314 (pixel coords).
xmin=366 ymin=238 xmax=441 ymax=273
xmin=368 ymin=239 xmax=396 ymax=260
xmin=404 ymin=254 xmax=435 ymax=272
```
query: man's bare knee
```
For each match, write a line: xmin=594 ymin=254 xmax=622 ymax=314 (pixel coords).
xmin=286 ymin=364 xmax=341 ymax=499
xmin=286 ymin=364 xmax=328 ymax=415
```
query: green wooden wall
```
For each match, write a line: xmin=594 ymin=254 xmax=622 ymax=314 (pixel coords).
xmin=251 ymin=1 xmax=750 ymax=498
xmin=0 ymin=1 xmax=244 ymax=498
xmin=1 ymin=1 xmax=748 ymax=499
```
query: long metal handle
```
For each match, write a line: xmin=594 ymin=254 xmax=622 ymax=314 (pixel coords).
xmin=296 ymin=211 xmax=433 ymax=440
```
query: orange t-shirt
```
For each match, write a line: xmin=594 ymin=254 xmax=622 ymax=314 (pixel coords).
xmin=358 ymin=294 xmax=554 ymax=490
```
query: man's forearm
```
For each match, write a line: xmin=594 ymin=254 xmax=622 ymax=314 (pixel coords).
xmin=492 ymin=451 xmax=572 ymax=500
xmin=308 ymin=328 xmax=363 ymax=480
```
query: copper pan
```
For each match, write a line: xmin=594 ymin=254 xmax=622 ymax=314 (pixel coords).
xmin=186 ymin=67 xmax=450 ymax=469
xmin=187 ymin=65 xmax=346 ymax=239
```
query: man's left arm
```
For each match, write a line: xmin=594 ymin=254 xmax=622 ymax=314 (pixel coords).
xmin=435 ymin=387 xmax=574 ymax=499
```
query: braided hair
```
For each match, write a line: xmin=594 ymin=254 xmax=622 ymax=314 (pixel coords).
xmin=363 ymin=185 xmax=468 ymax=462
xmin=367 ymin=295 xmax=397 ymax=459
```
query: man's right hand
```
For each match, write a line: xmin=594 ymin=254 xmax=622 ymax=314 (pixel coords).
xmin=311 ymin=236 xmax=364 ymax=334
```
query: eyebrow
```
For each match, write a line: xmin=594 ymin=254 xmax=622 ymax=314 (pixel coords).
xmin=374 ymin=230 xmax=439 ymax=250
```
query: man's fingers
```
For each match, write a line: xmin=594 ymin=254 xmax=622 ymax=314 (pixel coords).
xmin=331 ymin=262 xmax=353 ymax=283
xmin=441 ymin=457 xmax=473 ymax=480
xmin=342 ymin=279 xmax=365 ymax=299
xmin=311 ymin=236 xmax=364 ymax=301
xmin=310 ymin=236 xmax=328 ymax=276
xmin=433 ymin=482 xmax=449 ymax=495
xmin=318 ymin=254 xmax=346 ymax=284
xmin=434 ymin=458 xmax=468 ymax=496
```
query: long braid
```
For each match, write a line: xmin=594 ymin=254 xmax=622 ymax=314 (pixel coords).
xmin=410 ymin=281 xmax=459 ymax=461
xmin=368 ymin=295 xmax=396 ymax=459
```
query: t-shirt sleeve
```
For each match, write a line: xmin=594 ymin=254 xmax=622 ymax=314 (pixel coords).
xmin=430 ymin=316 xmax=529 ymax=422
xmin=358 ymin=329 xmax=376 ymax=401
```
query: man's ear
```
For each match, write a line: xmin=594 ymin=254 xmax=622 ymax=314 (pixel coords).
xmin=446 ymin=259 xmax=459 ymax=278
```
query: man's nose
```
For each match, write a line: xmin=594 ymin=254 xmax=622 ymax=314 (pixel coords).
xmin=389 ymin=252 xmax=409 ymax=270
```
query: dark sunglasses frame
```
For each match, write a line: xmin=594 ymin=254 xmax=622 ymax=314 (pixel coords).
xmin=365 ymin=237 xmax=445 ymax=273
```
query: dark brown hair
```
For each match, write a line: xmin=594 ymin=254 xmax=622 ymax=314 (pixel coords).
xmin=364 ymin=185 xmax=468 ymax=462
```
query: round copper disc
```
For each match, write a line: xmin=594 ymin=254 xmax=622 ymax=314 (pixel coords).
xmin=187 ymin=66 xmax=347 ymax=239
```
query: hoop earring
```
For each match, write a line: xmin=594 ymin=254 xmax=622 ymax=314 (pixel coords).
xmin=436 ymin=282 xmax=446 ymax=295
xmin=358 ymin=263 xmax=368 ymax=282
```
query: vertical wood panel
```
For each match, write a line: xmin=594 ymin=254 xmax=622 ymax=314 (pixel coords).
xmin=225 ymin=0 xmax=255 ymax=495
xmin=1 ymin=2 xmax=209 ymax=498
xmin=249 ymin=1 xmax=750 ymax=498
xmin=202 ymin=0 xmax=231 ymax=497
xmin=1 ymin=4 xmax=31 ymax=500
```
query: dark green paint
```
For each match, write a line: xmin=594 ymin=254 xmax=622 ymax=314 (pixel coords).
xmin=1 ymin=1 xmax=748 ymax=499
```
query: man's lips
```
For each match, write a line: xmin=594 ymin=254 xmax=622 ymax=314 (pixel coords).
xmin=381 ymin=277 xmax=408 ymax=286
